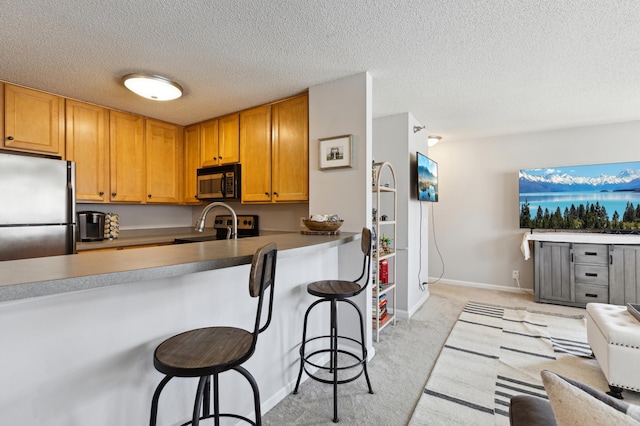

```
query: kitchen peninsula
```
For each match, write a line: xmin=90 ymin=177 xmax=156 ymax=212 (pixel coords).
xmin=0 ymin=232 xmax=358 ymax=426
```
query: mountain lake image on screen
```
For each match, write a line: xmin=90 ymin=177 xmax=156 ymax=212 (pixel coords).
xmin=417 ymin=151 xmax=438 ymax=202
xmin=519 ymin=160 xmax=640 ymax=231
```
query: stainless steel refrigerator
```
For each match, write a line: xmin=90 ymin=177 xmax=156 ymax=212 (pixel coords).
xmin=0 ymin=152 xmax=76 ymax=261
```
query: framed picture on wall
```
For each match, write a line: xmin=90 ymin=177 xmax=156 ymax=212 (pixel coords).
xmin=319 ymin=134 xmax=352 ymax=170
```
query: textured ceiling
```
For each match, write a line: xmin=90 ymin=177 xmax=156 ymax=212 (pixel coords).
xmin=1 ymin=0 xmax=639 ymax=142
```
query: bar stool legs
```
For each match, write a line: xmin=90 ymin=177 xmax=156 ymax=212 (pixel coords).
xmin=150 ymin=369 xmax=262 ymax=426
xmin=293 ymin=297 xmax=374 ymax=423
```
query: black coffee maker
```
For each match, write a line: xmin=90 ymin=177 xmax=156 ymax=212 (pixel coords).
xmin=77 ymin=211 xmax=106 ymax=241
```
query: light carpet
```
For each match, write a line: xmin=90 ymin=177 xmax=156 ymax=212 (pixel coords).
xmin=409 ymin=301 xmax=613 ymax=426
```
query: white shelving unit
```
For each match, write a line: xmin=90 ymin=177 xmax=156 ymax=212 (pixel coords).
xmin=372 ymin=161 xmax=397 ymax=342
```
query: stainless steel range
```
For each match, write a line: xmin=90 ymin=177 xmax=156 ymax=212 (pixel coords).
xmin=174 ymin=215 xmax=259 ymax=243
xmin=213 ymin=215 xmax=259 ymax=239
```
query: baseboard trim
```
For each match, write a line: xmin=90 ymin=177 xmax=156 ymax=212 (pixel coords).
xmin=428 ymin=277 xmax=534 ymax=296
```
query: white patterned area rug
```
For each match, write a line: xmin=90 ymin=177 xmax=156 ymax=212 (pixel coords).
xmin=409 ymin=301 xmax=604 ymax=426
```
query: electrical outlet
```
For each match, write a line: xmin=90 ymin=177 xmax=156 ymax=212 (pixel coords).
xmin=512 ymin=270 xmax=520 ymax=280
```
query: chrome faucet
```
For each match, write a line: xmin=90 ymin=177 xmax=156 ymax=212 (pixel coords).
xmin=194 ymin=202 xmax=238 ymax=239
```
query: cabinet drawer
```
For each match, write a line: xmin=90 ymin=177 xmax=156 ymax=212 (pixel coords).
xmin=574 ymin=264 xmax=609 ymax=286
xmin=573 ymin=244 xmax=608 ymax=265
xmin=575 ymin=284 xmax=608 ymax=304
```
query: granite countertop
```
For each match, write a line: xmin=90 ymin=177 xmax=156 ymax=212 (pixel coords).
xmin=0 ymin=231 xmax=358 ymax=302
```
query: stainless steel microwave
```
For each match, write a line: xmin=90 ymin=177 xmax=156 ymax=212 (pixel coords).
xmin=196 ymin=164 xmax=241 ymax=200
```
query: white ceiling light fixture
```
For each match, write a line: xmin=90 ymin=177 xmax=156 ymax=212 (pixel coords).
xmin=427 ymin=135 xmax=442 ymax=147
xmin=122 ymin=73 xmax=183 ymax=101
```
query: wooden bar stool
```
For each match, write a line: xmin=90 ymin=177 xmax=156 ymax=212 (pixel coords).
xmin=293 ymin=228 xmax=374 ymax=423
xmin=149 ymin=243 xmax=277 ymax=426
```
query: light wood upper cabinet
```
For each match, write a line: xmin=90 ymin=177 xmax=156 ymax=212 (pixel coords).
xmin=3 ymin=84 xmax=65 ymax=157
xmin=200 ymin=119 xmax=219 ymax=167
xmin=65 ymin=100 xmax=109 ymax=202
xmin=240 ymin=94 xmax=309 ymax=204
xmin=200 ymin=113 xmax=239 ymax=167
xmin=271 ymin=94 xmax=308 ymax=202
xmin=109 ymin=111 xmax=145 ymax=203
xmin=240 ymin=105 xmax=272 ymax=203
xmin=145 ymin=119 xmax=182 ymax=204
xmin=183 ymin=124 xmax=201 ymax=204
xmin=218 ymin=113 xmax=240 ymax=164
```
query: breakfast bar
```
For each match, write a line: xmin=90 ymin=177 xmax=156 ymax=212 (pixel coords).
xmin=0 ymin=232 xmax=358 ymax=426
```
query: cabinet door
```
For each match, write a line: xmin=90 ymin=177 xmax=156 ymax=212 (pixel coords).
xmin=610 ymin=245 xmax=640 ymax=305
xmin=218 ymin=113 xmax=240 ymax=164
xmin=200 ymin=119 xmax=219 ymax=167
xmin=183 ymin=124 xmax=201 ymax=204
xmin=109 ymin=111 xmax=145 ymax=203
xmin=240 ymin=105 xmax=272 ymax=202
xmin=271 ymin=94 xmax=308 ymax=202
xmin=66 ymin=100 xmax=109 ymax=202
xmin=535 ymin=241 xmax=573 ymax=303
xmin=4 ymin=84 xmax=65 ymax=157
xmin=145 ymin=119 xmax=182 ymax=204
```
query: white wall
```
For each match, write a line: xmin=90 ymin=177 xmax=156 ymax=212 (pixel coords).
xmin=0 ymin=246 xmax=337 ymax=426
xmin=373 ymin=113 xmax=430 ymax=318
xmin=308 ymin=72 xmax=374 ymax=351
xmin=79 ymin=202 xmax=309 ymax=232
xmin=79 ymin=203 xmax=193 ymax=229
xmin=427 ymin=119 xmax=640 ymax=292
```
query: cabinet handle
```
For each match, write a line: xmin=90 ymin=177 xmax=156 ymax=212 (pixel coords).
xmin=265 ymin=192 xmax=269 ymax=196
xmin=610 ymin=255 xmax=613 ymax=265
xmin=585 ymin=251 xmax=598 ymax=256
xmin=585 ymin=272 xmax=598 ymax=277
xmin=7 ymin=136 xmax=14 ymax=141
xmin=570 ymin=253 xmax=574 ymax=262
xmin=585 ymin=293 xmax=598 ymax=298
xmin=274 ymin=191 xmax=279 ymax=196
xmin=148 ymin=194 xmax=152 ymax=199
xmin=99 ymin=191 xmax=104 ymax=196
xmin=112 ymin=192 xmax=116 ymax=197
xmin=219 ymin=156 xmax=222 ymax=160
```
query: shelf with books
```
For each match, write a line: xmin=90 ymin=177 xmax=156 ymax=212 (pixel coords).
xmin=372 ymin=161 xmax=397 ymax=342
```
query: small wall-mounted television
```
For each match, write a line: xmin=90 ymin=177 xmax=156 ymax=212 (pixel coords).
xmin=519 ymin=160 xmax=640 ymax=231
xmin=417 ymin=151 xmax=438 ymax=202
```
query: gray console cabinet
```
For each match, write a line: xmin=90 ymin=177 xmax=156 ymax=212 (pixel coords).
xmin=535 ymin=241 xmax=573 ymax=304
xmin=609 ymin=245 xmax=640 ymax=305
xmin=534 ymin=240 xmax=640 ymax=307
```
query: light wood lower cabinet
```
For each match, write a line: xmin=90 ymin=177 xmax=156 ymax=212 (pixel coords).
xmin=109 ymin=111 xmax=145 ymax=203
xmin=145 ymin=119 xmax=182 ymax=204
xmin=65 ymin=100 xmax=109 ymax=202
xmin=3 ymin=84 xmax=65 ymax=157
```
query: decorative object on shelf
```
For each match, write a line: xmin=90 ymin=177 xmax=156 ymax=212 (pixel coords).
xmin=379 ymin=234 xmax=393 ymax=255
xmin=303 ymin=214 xmax=343 ymax=232
xmin=318 ymin=134 xmax=352 ymax=170
xmin=104 ymin=213 xmax=120 ymax=240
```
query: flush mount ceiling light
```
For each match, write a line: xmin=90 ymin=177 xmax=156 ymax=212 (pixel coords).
xmin=122 ymin=73 xmax=183 ymax=101
xmin=427 ymin=135 xmax=442 ymax=147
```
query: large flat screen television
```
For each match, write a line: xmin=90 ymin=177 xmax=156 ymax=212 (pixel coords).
xmin=417 ymin=151 xmax=438 ymax=202
xmin=519 ymin=160 xmax=640 ymax=231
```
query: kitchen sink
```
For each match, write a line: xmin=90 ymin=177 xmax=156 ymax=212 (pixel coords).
xmin=174 ymin=234 xmax=255 ymax=244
